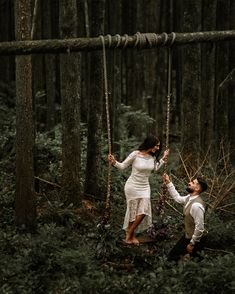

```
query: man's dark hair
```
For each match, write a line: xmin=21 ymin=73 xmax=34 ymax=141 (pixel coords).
xmin=197 ymin=177 xmax=208 ymax=193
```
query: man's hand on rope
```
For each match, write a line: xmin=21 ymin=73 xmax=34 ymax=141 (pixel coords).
xmin=108 ymin=154 xmax=116 ymax=165
xmin=162 ymin=148 xmax=170 ymax=162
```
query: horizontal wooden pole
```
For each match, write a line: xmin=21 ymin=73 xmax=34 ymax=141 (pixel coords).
xmin=0 ymin=30 xmax=235 ymax=56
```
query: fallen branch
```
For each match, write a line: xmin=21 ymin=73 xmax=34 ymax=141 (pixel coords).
xmin=102 ymin=261 xmax=133 ymax=270
xmin=204 ymin=247 xmax=232 ymax=255
xmin=34 ymin=176 xmax=61 ymax=188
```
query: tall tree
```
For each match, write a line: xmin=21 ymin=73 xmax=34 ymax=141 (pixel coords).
xmin=180 ymin=0 xmax=202 ymax=170
xmin=106 ymin=0 xmax=122 ymax=149
xmin=201 ymin=0 xmax=217 ymax=154
xmin=84 ymin=0 xmax=105 ymax=198
xmin=15 ymin=0 xmax=36 ymax=230
xmin=229 ymin=0 xmax=235 ymax=165
xmin=215 ymin=0 xmax=230 ymax=151
xmin=59 ymin=0 xmax=81 ymax=205
xmin=42 ymin=0 xmax=56 ymax=136
xmin=79 ymin=0 xmax=90 ymax=123
xmin=0 ymin=0 xmax=14 ymax=83
xmin=31 ymin=0 xmax=44 ymax=132
xmin=152 ymin=0 xmax=168 ymax=141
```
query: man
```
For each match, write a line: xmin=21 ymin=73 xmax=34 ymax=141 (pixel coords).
xmin=163 ymin=173 xmax=208 ymax=261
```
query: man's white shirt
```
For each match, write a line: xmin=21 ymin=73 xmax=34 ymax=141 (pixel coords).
xmin=167 ymin=182 xmax=205 ymax=245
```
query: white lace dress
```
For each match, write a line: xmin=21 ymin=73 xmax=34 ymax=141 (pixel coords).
xmin=114 ymin=150 xmax=164 ymax=232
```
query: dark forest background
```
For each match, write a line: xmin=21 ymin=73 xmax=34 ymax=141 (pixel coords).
xmin=0 ymin=0 xmax=234 ymax=293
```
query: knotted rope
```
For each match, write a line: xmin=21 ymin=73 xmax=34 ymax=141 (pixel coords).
xmin=158 ymin=39 xmax=175 ymax=215
xmin=99 ymin=35 xmax=112 ymax=226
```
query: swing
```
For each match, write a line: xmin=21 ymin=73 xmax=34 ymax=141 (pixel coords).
xmin=98 ymin=34 xmax=175 ymax=244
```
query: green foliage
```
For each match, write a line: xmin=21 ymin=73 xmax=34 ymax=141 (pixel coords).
xmin=35 ymin=126 xmax=62 ymax=182
xmin=116 ymin=103 xmax=155 ymax=141
xmin=133 ymin=254 xmax=235 ymax=294
xmin=205 ymin=212 xmax=235 ymax=250
xmin=0 ymin=221 xmax=106 ymax=293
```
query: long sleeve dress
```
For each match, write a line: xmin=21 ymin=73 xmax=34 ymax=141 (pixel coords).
xmin=114 ymin=150 xmax=164 ymax=232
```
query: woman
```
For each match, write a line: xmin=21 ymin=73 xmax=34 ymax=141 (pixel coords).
xmin=108 ymin=135 xmax=169 ymax=245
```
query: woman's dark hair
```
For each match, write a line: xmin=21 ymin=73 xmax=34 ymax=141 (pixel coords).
xmin=138 ymin=135 xmax=161 ymax=160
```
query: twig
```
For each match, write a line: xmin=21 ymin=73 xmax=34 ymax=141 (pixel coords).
xmin=31 ymin=0 xmax=39 ymax=40
xmin=192 ymin=145 xmax=211 ymax=179
xmin=204 ymin=247 xmax=232 ymax=255
xmin=165 ymin=200 xmax=183 ymax=216
xmin=34 ymin=176 xmax=61 ymax=188
xmin=177 ymin=149 xmax=191 ymax=180
xmin=219 ymin=202 xmax=235 ymax=209
xmin=208 ymin=176 xmax=216 ymax=199
xmin=102 ymin=261 xmax=133 ymax=270
xmin=215 ymin=207 xmax=235 ymax=215
xmin=218 ymin=68 xmax=235 ymax=89
xmin=218 ymin=170 xmax=235 ymax=195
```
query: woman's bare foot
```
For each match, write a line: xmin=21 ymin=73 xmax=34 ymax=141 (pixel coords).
xmin=131 ymin=236 xmax=139 ymax=245
xmin=123 ymin=239 xmax=133 ymax=244
xmin=123 ymin=235 xmax=139 ymax=245
xmin=124 ymin=232 xmax=133 ymax=244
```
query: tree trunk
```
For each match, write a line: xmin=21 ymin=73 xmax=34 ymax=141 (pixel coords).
xmin=80 ymin=0 xmax=90 ymax=123
xmin=59 ymin=0 xmax=81 ymax=205
xmin=0 ymin=0 xmax=14 ymax=82
xmin=31 ymin=0 xmax=44 ymax=132
xmin=200 ymin=0 xmax=217 ymax=155
xmin=43 ymin=0 xmax=56 ymax=137
xmin=106 ymin=0 xmax=122 ymax=150
xmin=215 ymin=0 xmax=230 ymax=152
xmin=229 ymin=1 xmax=235 ymax=165
xmin=15 ymin=0 xmax=36 ymax=230
xmin=180 ymin=0 xmax=202 ymax=171
xmin=84 ymin=0 xmax=105 ymax=199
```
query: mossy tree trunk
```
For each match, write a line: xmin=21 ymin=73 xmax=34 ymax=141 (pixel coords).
xmin=15 ymin=0 xmax=36 ymax=230
xmin=59 ymin=0 xmax=81 ymax=205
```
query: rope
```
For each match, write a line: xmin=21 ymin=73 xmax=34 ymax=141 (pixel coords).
xmin=133 ymin=32 xmax=175 ymax=49
xmin=165 ymin=48 xmax=172 ymax=155
xmin=100 ymin=35 xmax=112 ymax=225
xmin=158 ymin=44 xmax=173 ymax=215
